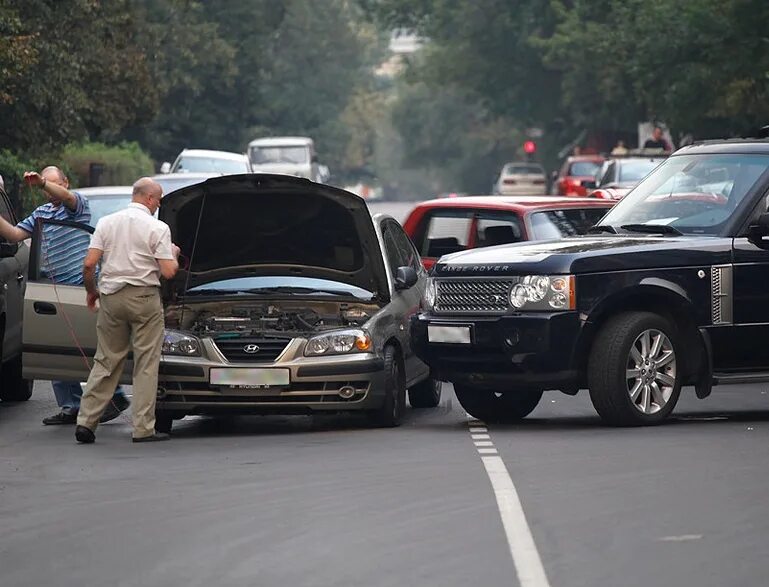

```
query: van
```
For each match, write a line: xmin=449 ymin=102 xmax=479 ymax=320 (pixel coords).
xmin=247 ymin=136 xmax=320 ymax=181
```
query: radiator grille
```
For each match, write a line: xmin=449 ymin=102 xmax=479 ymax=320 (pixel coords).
xmin=434 ymin=278 xmax=514 ymax=314
xmin=213 ymin=337 xmax=291 ymax=363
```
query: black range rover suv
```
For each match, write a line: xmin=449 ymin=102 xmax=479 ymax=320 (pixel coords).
xmin=412 ymin=140 xmax=769 ymax=426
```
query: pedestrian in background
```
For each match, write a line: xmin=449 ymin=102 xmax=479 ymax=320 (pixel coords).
xmin=0 ymin=166 xmax=130 ymax=425
xmin=76 ymin=177 xmax=180 ymax=444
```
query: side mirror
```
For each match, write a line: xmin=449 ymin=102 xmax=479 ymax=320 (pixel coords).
xmin=159 ymin=162 xmax=171 ymax=174
xmin=0 ymin=242 xmax=18 ymax=258
xmin=394 ymin=266 xmax=418 ymax=290
xmin=749 ymin=212 xmax=769 ymax=239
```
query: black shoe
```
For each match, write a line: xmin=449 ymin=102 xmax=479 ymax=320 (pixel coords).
xmin=43 ymin=411 xmax=78 ymax=426
xmin=75 ymin=425 xmax=95 ymax=444
xmin=132 ymin=432 xmax=171 ymax=443
xmin=99 ymin=394 xmax=131 ymax=423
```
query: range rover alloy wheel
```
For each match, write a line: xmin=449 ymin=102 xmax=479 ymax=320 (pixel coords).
xmin=589 ymin=312 xmax=682 ymax=426
xmin=368 ymin=345 xmax=406 ymax=427
xmin=453 ymin=386 xmax=543 ymax=423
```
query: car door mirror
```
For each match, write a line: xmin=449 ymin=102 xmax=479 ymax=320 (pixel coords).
xmin=0 ymin=241 xmax=18 ymax=258
xmin=394 ymin=266 xmax=418 ymax=290
xmin=159 ymin=162 xmax=171 ymax=174
xmin=749 ymin=212 xmax=769 ymax=239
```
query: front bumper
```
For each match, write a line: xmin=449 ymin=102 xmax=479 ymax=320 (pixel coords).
xmin=156 ymin=338 xmax=386 ymax=415
xmin=410 ymin=311 xmax=583 ymax=390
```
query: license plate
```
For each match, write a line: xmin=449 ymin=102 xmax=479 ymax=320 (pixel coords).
xmin=428 ymin=324 xmax=472 ymax=344
xmin=209 ymin=368 xmax=290 ymax=388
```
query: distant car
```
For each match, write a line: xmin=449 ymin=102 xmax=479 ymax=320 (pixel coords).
xmin=590 ymin=155 xmax=666 ymax=200
xmin=150 ymin=172 xmax=221 ymax=197
xmin=493 ymin=162 xmax=547 ymax=195
xmin=76 ymin=186 xmax=133 ymax=226
xmin=248 ymin=136 xmax=320 ymax=181
xmin=402 ymin=196 xmax=616 ymax=270
xmin=553 ymin=155 xmax=605 ymax=196
xmin=160 ymin=149 xmax=251 ymax=175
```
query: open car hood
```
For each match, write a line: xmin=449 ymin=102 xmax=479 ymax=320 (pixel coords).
xmin=159 ymin=174 xmax=389 ymax=300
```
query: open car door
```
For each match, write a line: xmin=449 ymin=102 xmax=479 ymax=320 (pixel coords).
xmin=22 ymin=219 xmax=105 ymax=382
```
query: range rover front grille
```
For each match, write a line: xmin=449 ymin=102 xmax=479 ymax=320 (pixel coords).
xmin=434 ymin=278 xmax=514 ymax=314
xmin=213 ymin=337 xmax=291 ymax=363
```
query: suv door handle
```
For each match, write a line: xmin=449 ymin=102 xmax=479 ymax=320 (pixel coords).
xmin=16 ymin=272 xmax=24 ymax=282
xmin=33 ymin=302 xmax=57 ymax=315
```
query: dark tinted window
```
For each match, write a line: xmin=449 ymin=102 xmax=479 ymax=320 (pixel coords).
xmin=414 ymin=210 xmax=472 ymax=258
xmin=529 ymin=208 xmax=609 ymax=239
xmin=474 ymin=213 xmax=524 ymax=246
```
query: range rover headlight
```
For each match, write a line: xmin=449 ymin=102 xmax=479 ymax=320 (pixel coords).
xmin=509 ymin=275 xmax=575 ymax=311
xmin=422 ymin=277 xmax=437 ymax=310
xmin=305 ymin=329 xmax=372 ymax=356
xmin=162 ymin=330 xmax=201 ymax=356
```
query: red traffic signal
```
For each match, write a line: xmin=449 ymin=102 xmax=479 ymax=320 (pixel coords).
xmin=523 ymin=140 xmax=537 ymax=154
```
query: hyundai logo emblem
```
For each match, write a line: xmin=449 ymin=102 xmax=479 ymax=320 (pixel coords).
xmin=243 ymin=344 xmax=261 ymax=354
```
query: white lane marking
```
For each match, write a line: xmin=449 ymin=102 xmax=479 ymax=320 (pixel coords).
xmin=474 ymin=441 xmax=494 ymax=447
xmin=472 ymin=434 xmax=491 ymax=440
xmin=482 ymin=455 xmax=551 ymax=587
xmin=658 ymin=534 xmax=703 ymax=542
xmin=470 ymin=427 xmax=488 ymax=433
xmin=477 ymin=447 xmax=498 ymax=454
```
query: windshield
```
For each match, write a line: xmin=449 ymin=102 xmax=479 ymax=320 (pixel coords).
xmin=569 ymin=161 xmax=601 ymax=176
xmin=186 ymin=276 xmax=373 ymax=299
xmin=250 ymin=146 xmax=309 ymax=165
xmin=154 ymin=176 xmax=211 ymax=195
xmin=617 ymin=159 xmax=662 ymax=184
xmin=175 ymin=156 xmax=248 ymax=174
xmin=529 ymin=208 xmax=610 ymax=239
xmin=86 ymin=194 xmax=133 ymax=226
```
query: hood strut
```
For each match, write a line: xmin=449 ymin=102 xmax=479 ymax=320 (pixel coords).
xmin=179 ymin=189 xmax=208 ymax=327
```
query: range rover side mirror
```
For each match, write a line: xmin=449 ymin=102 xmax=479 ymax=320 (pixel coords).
xmin=749 ymin=212 xmax=769 ymax=239
xmin=0 ymin=241 xmax=18 ymax=258
xmin=159 ymin=162 xmax=171 ymax=174
xmin=394 ymin=266 xmax=418 ymax=290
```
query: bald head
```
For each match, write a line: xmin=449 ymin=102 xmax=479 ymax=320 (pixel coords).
xmin=41 ymin=166 xmax=67 ymax=183
xmin=132 ymin=177 xmax=163 ymax=214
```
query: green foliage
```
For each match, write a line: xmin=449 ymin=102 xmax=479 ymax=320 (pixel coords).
xmin=60 ymin=142 xmax=154 ymax=188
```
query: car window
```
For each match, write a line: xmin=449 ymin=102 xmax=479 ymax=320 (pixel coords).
xmin=505 ymin=164 xmax=544 ymax=176
xmin=250 ymin=146 xmax=309 ymax=164
xmin=598 ymin=162 xmax=614 ymax=187
xmin=414 ymin=210 xmax=472 ymax=258
xmin=87 ymin=195 xmax=133 ymax=227
xmin=618 ymin=160 xmax=660 ymax=183
xmin=474 ymin=212 xmax=524 ymax=246
xmin=570 ymin=161 xmax=601 ymax=176
xmin=387 ymin=220 xmax=422 ymax=272
xmin=0 ymin=192 xmax=14 ymax=234
xmin=601 ymin=153 xmax=769 ymax=235
xmin=381 ymin=224 xmax=402 ymax=277
xmin=33 ymin=222 xmax=94 ymax=285
xmin=529 ymin=208 xmax=609 ymax=239
xmin=175 ymin=157 xmax=247 ymax=174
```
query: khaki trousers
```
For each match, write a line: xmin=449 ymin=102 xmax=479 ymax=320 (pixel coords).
xmin=77 ymin=286 xmax=164 ymax=439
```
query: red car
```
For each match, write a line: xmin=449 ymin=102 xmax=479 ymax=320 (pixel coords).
xmin=554 ymin=155 xmax=605 ymax=197
xmin=402 ymin=196 xmax=615 ymax=270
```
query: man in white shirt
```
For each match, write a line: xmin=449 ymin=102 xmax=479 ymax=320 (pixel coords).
xmin=75 ymin=177 xmax=180 ymax=443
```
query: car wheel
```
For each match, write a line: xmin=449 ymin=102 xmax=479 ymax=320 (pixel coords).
xmin=0 ymin=356 xmax=33 ymax=402
xmin=408 ymin=377 xmax=442 ymax=408
xmin=454 ymin=385 xmax=542 ymax=423
xmin=588 ymin=312 xmax=681 ymax=426
xmin=154 ymin=411 xmax=174 ymax=434
xmin=368 ymin=345 xmax=406 ymax=427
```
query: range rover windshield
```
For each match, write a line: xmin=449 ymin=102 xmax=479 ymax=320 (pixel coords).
xmin=598 ymin=154 xmax=769 ymax=235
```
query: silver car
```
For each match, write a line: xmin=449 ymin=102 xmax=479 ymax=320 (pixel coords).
xmin=22 ymin=174 xmax=440 ymax=431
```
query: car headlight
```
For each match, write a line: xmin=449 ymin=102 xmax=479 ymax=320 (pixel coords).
xmin=162 ymin=329 xmax=201 ymax=356
xmin=509 ymin=275 xmax=575 ymax=311
xmin=305 ymin=329 xmax=372 ymax=356
xmin=422 ymin=278 xmax=437 ymax=310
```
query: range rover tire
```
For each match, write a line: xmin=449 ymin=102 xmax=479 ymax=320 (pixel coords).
xmin=368 ymin=345 xmax=406 ymax=427
xmin=154 ymin=411 xmax=174 ymax=434
xmin=588 ymin=311 xmax=682 ymax=426
xmin=408 ymin=378 xmax=442 ymax=408
xmin=0 ymin=356 xmax=33 ymax=402
xmin=454 ymin=385 xmax=543 ymax=423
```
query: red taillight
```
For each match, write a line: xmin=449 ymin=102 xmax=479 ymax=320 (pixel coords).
xmin=532 ymin=179 xmax=545 ymax=185
xmin=503 ymin=179 xmax=517 ymax=185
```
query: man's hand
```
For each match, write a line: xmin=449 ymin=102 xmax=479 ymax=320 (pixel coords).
xmin=86 ymin=291 xmax=100 ymax=313
xmin=23 ymin=171 xmax=45 ymax=188
xmin=171 ymin=243 xmax=181 ymax=258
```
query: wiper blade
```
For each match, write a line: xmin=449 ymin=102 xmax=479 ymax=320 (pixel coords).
xmin=244 ymin=286 xmax=363 ymax=298
xmin=620 ymin=223 xmax=683 ymax=236
xmin=587 ymin=224 xmax=617 ymax=234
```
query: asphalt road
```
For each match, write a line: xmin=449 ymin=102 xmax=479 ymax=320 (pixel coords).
xmin=2 ymin=381 xmax=769 ymax=587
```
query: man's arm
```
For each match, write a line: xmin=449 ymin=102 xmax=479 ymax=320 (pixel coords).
xmin=0 ymin=215 xmax=30 ymax=243
xmin=23 ymin=171 xmax=79 ymax=211
xmin=83 ymin=248 xmax=103 ymax=312
xmin=158 ymin=245 xmax=180 ymax=280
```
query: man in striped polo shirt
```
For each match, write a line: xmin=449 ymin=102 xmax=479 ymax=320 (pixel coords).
xmin=0 ymin=166 xmax=129 ymax=425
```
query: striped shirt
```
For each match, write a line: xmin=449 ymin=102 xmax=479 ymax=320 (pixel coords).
xmin=17 ymin=193 xmax=91 ymax=285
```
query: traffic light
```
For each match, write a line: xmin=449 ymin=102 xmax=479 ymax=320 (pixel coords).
xmin=523 ymin=140 xmax=537 ymax=154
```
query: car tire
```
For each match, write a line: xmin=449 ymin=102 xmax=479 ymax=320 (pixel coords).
xmin=408 ymin=378 xmax=442 ymax=408
xmin=588 ymin=311 xmax=682 ymax=426
xmin=0 ymin=356 xmax=33 ymax=402
xmin=454 ymin=385 xmax=542 ymax=423
xmin=368 ymin=345 xmax=406 ymax=427
xmin=154 ymin=411 xmax=174 ymax=434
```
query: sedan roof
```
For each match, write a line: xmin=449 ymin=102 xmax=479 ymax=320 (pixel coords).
xmin=410 ymin=195 xmax=614 ymax=213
